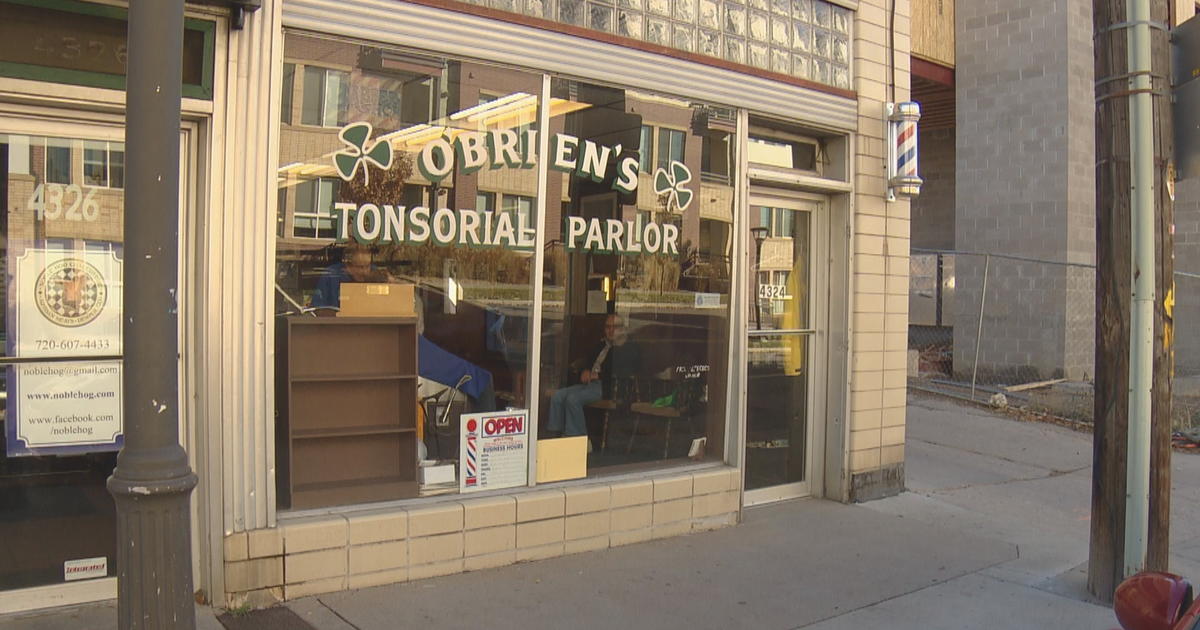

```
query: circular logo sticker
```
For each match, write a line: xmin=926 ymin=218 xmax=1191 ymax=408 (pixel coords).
xmin=34 ymin=258 xmax=107 ymax=328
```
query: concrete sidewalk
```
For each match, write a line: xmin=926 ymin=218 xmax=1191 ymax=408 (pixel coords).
xmin=7 ymin=395 xmax=1183 ymax=629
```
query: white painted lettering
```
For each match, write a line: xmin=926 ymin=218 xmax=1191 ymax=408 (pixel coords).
xmin=381 ymin=205 xmax=405 ymax=243
xmin=455 ymin=132 xmax=489 ymax=173
xmin=459 ymin=209 xmax=481 ymax=245
xmin=495 ymin=211 xmax=517 ymax=247
xmin=419 ymin=138 xmax=454 ymax=182
xmin=643 ymin=221 xmax=661 ymax=253
xmin=624 ymin=220 xmax=641 ymax=253
xmin=409 ymin=207 xmax=431 ymax=242
xmin=662 ymin=222 xmax=680 ymax=255
xmin=489 ymin=130 xmax=521 ymax=168
xmin=605 ymin=219 xmax=623 ymax=252
xmin=433 ymin=208 xmax=456 ymax=244
xmin=551 ymin=133 xmax=579 ymax=172
xmin=355 ymin=203 xmax=382 ymax=242
xmin=614 ymin=156 xmax=639 ymax=193
xmin=566 ymin=216 xmax=588 ymax=249
xmin=482 ymin=210 xmax=495 ymax=245
xmin=517 ymin=212 xmax=536 ymax=249
xmin=577 ymin=141 xmax=611 ymax=181
xmin=335 ymin=202 xmax=356 ymax=241
xmin=583 ymin=218 xmax=605 ymax=251
xmin=522 ymin=130 xmax=538 ymax=168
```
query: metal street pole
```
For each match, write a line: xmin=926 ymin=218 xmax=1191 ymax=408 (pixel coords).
xmin=1123 ymin=0 xmax=1155 ymax=579
xmin=106 ymin=0 xmax=198 ymax=627
xmin=752 ymin=226 xmax=767 ymax=330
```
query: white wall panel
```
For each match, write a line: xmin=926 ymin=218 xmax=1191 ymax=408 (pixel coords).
xmin=212 ymin=0 xmax=284 ymax=538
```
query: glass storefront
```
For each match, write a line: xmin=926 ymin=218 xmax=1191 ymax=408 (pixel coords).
xmin=537 ymin=78 xmax=734 ymax=470
xmin=745 ymin=199 xmax=814 ymax=491
xmin=0 ymin=131 xmax=127 ymax=589
xmin=273 ymin=33 xmax=735 ymax=508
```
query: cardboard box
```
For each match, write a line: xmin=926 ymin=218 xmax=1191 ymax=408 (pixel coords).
xmin=536 ymin=436 xmax=587 ymax=483
xmin=337 ymin=282 xmax=415 ymax=318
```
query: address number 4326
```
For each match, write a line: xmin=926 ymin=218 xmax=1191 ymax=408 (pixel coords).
xmin=21 ymin=183 xmax=102 ymax=222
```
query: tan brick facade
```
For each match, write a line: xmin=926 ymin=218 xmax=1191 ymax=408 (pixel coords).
xmin=222 ymin=468 xmax=739 ymax=607
xmin=847 ymin=0 xmax=911 ymax=497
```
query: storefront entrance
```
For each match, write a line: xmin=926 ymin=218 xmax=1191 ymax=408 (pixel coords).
xmin=743 ymin=192 xmax=825 ymax=505
xmin=0 ymin=114 xmax=196 ymax=612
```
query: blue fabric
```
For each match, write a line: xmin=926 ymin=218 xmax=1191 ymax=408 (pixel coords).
xmin=311 ymin=263 xmax=351 ymax=308
xmin=485 ymin=310 xmax=506 ymax=354
xmin=547 ymin=381 xmax=602 ymax=437
xmin=418 ymin=335 xmax=493 ymax=403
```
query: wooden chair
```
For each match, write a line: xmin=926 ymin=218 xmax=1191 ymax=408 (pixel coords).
xmin=586 ymin=376 xmax=638 ymax=453
xmin=628 ymin=371 xmax=705 ymax=458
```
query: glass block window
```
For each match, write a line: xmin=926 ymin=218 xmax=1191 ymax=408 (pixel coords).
xmin=503 ymin=0 xmax=852 ymax=88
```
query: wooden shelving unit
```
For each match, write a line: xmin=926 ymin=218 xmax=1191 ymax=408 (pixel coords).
xmin=280 ymin=317 xmax=419 ymax=509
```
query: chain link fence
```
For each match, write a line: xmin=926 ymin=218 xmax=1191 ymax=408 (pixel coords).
xmin=907 ymin=249 xmax=1200 ymax=434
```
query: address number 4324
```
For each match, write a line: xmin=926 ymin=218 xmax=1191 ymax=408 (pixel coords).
xmin=20 ymin=183 xmax=103 ymax=222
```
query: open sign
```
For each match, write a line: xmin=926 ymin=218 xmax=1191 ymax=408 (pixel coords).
xmin=461 ymin=410 xmax=530 ymax=493
xmin=484 ymin=415 xmax=525 ymax=436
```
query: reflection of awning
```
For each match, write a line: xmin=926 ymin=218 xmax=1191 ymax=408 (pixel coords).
xmin=759 ymin=238 xmax=793 ymax=271
xmin=699 ymin=182 xmax=733 ymax=222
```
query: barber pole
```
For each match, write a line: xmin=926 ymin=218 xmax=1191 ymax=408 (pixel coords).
xmin=886 ymin=101 xmax=923 ymax=201
xmin=465 ymin=419 xmax=478 ymax=486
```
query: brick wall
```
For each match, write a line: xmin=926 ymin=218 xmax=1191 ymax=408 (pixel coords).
xmin=847 ymin=0 xmax=911 ymax=499
xmin=909 ymin=126 xmax=954 ymax=251
xmin=1175 ymin=178 xmax=1200 ymax=375
xmin=952 ymin=0 xmax=1095 ymax=381
xmin=222 ymin=469 xmax=740 ymax=607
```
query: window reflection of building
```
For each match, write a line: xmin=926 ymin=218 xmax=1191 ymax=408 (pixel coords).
xmin=82 ymin=142 xmax=125 ymax=189
xmin=6 ymin=136 xmax=127 ymax=250
xmin=301 ymin=66 xmax=350 ymax=128
xmin=291 ymin=178 xmax=340 ymax=239
xmin=536 ymin=79 xmax=735 ymax=470
xmin=44 ymin=140 xmax=71 ymax=185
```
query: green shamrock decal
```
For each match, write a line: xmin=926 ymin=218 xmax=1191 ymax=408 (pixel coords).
xmin=652 ymin=160 xmax=694 ymax=212
xmin=333 ymin=122 xmax=394 ymax=184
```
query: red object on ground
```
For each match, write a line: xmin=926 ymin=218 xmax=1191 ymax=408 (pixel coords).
xmin=1114 ymin=571 xmax=1194 ymax=630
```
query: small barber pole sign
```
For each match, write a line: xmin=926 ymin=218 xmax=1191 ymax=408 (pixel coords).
xmin=459 ymin=410 xmax=529 ymax=493
xmin=464 ymin=419 xmax=479 ymax=488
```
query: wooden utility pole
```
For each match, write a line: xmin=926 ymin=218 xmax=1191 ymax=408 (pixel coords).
xmin=1090 ymin=0 xmax=1174 ymax=603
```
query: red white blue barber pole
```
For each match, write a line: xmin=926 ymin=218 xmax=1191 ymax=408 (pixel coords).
xmin=887 ymin=101 xmax=923 ymax=201
xmin=465 ymin=418 xmax=478 ymax=487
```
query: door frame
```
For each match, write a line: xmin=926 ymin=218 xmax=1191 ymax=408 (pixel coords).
xmin=741 ymin=189 xmax=830 ymax=507
xmin=0 ymin=110 xmax=205 ymax=615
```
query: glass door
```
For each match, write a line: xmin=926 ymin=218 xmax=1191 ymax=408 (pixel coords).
xmin=0 ymin=117 xmax=188 ymax=606
xmin=743 ymin=193 xmax=822 ymax=504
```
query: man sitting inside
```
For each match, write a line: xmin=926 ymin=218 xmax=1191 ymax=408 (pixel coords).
xmin=546 ymin=313 xmax=639 ymax=452
xmin=310 ymin=244 xmax=390 ymax=309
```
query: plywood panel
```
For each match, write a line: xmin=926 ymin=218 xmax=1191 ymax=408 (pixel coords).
xmin=912 ymin=0 xmax=955 ymax=68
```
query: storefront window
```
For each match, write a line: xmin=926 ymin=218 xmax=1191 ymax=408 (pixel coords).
xmin=0 ymin=131 xmax=126 ymax=589
xmin=537 ymin=78 xmax=734 ymax=471
xmin=275 ymin=33 xmax=541 ymax=508
xmin=275 ymin=33 xmax=737 ymax=509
